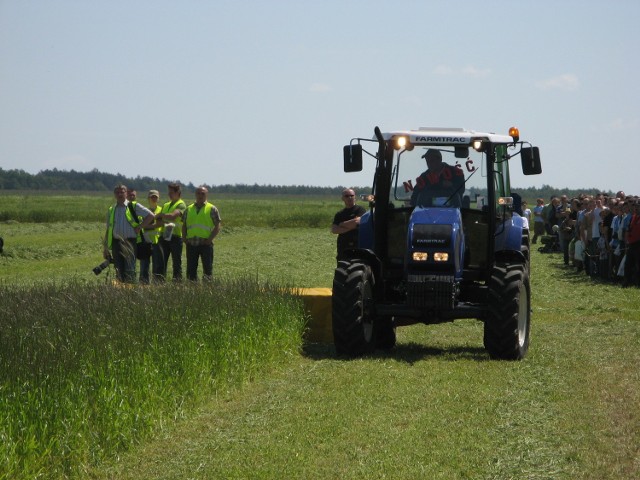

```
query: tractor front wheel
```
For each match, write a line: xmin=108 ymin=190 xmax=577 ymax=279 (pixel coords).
xmin=484 ymin=262 xmax=531 ymax=360
xmin=332 ymin=260 xmax=376 ymax=356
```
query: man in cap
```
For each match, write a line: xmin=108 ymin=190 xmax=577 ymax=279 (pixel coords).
xmin=410 ymin=149 xmax=465 ymax=207
xmin=140 ymin=190 xmax=163 ymax=283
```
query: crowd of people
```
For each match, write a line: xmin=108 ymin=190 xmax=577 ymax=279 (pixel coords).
xmin=529 ymin=191 xmax=640 ymax=288
xmin=103 ymin=182 xmax=222 ymax=284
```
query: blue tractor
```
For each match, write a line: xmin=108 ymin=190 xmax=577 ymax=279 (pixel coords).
xmin=332 ymin=126 xmax=542 ymax=359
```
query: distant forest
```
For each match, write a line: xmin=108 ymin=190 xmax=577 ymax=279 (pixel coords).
xmin=0 ymin=167 xmax=613 ymax=200
xmin=0 ymin=167 xmax=347 ymax=196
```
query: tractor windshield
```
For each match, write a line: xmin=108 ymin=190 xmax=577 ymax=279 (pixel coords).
xmin=393 ymin=146 xmax=488 ymax=210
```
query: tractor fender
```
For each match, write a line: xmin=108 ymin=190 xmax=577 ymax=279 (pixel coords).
xmin=357 ymin=210 xmax=374 ymax=250
xmin=494 ymin=214 xmax=528 ymax=261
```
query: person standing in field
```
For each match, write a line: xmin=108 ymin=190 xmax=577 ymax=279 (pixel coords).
xmin=140 ymin=189 xmax=163 ymax=284
xmin=182 ymin=186 xmax=222 ymax=282
xmin=331 ymin=188 xmax=366 ymax=262
xmin=126 ymin=187 xmax=147 ymax=280
xmin=156 ymin=182 xmax=187 ymax=282
xmin=531 ymin=198 xmax=545 ymax=244
xmin=126 ymin=188 xmax=137 ymax=202
xmin=623 ymin=200 xmax=640 ymax=288
xmin=103 ymin=184 xmax=155 ymax=283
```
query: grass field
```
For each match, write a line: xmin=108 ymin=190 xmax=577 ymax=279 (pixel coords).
xmin=0 ymin=193 xmax=638 ymax=479
xmin=97 ymin=248 xmax=640 ymax=480
xmin=0 ymin=192 xmax=338 ymax=286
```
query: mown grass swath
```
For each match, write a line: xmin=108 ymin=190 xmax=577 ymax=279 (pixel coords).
xmin=0 ymin=279 xmax=305 ymax=479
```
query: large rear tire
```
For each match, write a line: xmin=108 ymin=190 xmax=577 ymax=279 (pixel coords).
xmin=484 ymin=262 xmax=531 ymax=360
xmin=332 ymin=260 xmax=376 ymax=356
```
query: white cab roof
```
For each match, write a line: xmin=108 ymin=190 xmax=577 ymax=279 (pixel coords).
xmin=378 ymin=127 xmax=515 ymax=145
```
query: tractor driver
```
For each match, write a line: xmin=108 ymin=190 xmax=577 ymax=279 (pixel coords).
xmin=410 ymin=149 xmax=465 ymax=207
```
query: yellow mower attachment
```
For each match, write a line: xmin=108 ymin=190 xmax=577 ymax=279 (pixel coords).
xmin=296 ymin=288 xmax=332 ymax=343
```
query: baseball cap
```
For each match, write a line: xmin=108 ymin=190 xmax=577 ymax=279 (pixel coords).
xmin=421 ymin=149 xmax=442 ymax=161
xmin=148 ymin=190 xmax=159 ymax=198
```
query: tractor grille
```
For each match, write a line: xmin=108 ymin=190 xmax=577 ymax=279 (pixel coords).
xmin=407 ymin=274 xmax=457 ymax=310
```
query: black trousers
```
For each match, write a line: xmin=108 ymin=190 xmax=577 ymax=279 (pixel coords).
xmin=624 ymin=241 xmax=640 ymax=286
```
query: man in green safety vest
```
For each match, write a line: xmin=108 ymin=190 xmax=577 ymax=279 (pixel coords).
xmin=182 ymin=185 xmax=222 ymax=281
xmin=156 ymin=182 xmax=187 ymax=281
xmin=140 ymin=189 xmax=163 ymax=284
xmin=103 ymin=184 xmax=155 ymax=283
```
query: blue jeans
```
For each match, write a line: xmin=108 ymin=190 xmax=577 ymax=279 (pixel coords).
xmin=112 ymin=238 xmax=137 ymax=283
xmin=186 ymin=242 xmax=214 ymax=281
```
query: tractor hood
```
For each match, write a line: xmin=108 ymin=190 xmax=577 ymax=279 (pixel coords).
xmin=407 ymin=207 xmax=464 ymax=278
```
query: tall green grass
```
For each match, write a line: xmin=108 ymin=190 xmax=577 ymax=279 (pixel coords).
xmin=0 ymin=279 xmax=306 ymax=479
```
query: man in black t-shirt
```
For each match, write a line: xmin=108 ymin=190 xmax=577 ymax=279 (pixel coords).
xmin=331 ymin=188 xmax=366 ymax=261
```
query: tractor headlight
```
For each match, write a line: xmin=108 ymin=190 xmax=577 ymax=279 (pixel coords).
xmin=433 ymin=252 xmax=449 ymax=262
xmin=472 ymin=139 xmax=485 ymax=152
xmin=394 ymin=135 xmax=414 ymax=151
xmin=412 ymin=252 xmax=428 ymax=262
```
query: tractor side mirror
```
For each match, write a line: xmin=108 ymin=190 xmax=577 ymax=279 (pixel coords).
xmin=521 ymin=146 xmax=542 ymax=175
xmin=343 ymin=144 xmax=363 ymax=172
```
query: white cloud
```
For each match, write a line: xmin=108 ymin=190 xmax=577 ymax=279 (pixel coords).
xmin=536 ymin=73 xmax=580 ymax=91
xmin=309 ymin=83 xmax=332 ymax=93
xmin=461 ymin=65 xmax=492 ymax=78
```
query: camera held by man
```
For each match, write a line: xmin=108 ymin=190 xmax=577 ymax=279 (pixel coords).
xmin=93 ymin=255 xmax=113 ymax=275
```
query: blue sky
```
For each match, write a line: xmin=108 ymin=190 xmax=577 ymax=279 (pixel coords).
xmin=1 ymin=0 xmax=638 ymax=193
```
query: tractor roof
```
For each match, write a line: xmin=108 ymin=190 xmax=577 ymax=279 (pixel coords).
xmin=378 ymin=127 xmax=516 ymax=146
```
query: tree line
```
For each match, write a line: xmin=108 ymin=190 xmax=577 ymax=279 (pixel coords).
xmin=0 ymin=167 xmax=612 ymax=200
xmin=0 ymin=168 xmax=351 ymax=196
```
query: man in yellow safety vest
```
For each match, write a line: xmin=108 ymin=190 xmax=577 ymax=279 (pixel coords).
xmin=103 ymin=184 xmax=155 ymax=283
xmin=140 ymin=189 xmax=163 ymax=284
xmin=156 ymin=182 xmax=187 ymax=281
xmin=182 ymin=185 xmax=222 ymax=281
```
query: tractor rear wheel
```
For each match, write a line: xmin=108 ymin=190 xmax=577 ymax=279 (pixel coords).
xmin=484 ymin=262 xmax=531 ymax=360
xmin=332 ymin=260 xmax=376 ymax=356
